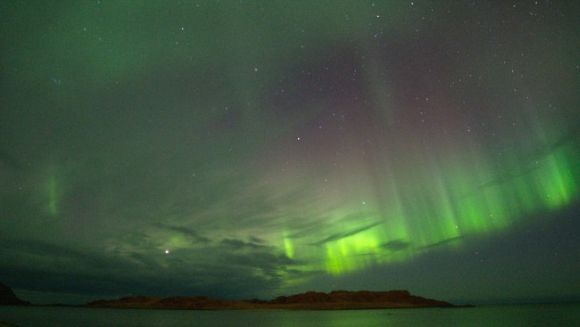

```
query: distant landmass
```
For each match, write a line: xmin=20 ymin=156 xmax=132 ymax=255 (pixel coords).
xmin=0 ymin=283 xmax=29 ymax=306
xmin=0 ymin=282 xmax=463 ymax=310
xmin=87 ymin=290 xmax=457 ymax=310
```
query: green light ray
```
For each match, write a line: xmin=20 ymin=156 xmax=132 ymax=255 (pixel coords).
xmin=277 ymin=137 xmax=579 ymax=277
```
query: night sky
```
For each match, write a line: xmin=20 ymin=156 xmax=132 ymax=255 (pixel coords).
xmin=1 ymin=1 xmax=579 ymax=305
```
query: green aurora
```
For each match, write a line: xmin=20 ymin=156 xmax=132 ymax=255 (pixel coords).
xmin=1 ymin=1 xmax=579 ymax=304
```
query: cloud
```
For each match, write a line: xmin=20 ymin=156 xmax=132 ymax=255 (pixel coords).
xmin=380 ymin=239 xmax=411 ymax=251
xmin=309 ymin=221 xmax=383 ymax=246
xmin=420 ymin=236 xmax=464 ymax=250
xmin=286 ymin=216 xmax=333 ymax=239
xmin=151 ymin=223 xmax=210 ymax=244
xmin=0 ymin=235 xmax=301 ymax=301
xmin=220 ymin=238 xmax=269 ymax=250
xmin=0 ymin=238 xmax=111 ymax=269
xmin=249 ymin=236 xmax=265 ymax=244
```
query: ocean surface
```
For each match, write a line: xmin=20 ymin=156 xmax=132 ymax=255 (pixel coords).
xmin=0 ymin=303 xmax=578 ymax=327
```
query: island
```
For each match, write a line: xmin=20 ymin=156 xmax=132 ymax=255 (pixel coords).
xmin=0 ymin=283 xmax=29 ymax=306
xmin=87 ymin=290 xmax=458 ymax=310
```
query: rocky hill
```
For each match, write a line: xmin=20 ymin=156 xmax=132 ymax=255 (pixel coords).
xmin=88 ymin=295 xmax=250 ymax=310
xmin=87 ymin=289 xmax=454 ymax=310
xmin=0 ymin=283 xmax=29 ymax=306
xmin=269 ymin=290 xmax=453 ymax=309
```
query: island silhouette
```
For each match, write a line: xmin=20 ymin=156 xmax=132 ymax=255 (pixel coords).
xmin=0 ymin=283 xmax=29 ymax=306
xmin=87 ymin=289 xmax=458 ymax=310
xmin=1 ymin=282 xmax=466 ymax=310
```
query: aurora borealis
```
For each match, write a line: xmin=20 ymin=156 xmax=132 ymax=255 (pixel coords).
xmin=1 ymin=1 xmax=579 ymax=304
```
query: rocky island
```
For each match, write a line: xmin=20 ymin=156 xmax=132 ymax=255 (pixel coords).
xmin=87 ymin=290 xmax=456 ymax=310
xmin=0 ymin=283 xmax=29 ymax=306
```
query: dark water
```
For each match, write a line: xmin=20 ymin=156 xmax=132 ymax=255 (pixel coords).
xmin=0 ymin=304 xmax=578 ymax=327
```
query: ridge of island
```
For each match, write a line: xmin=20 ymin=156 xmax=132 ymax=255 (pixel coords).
xmin=87 ymin=289 xmax=461 ymax=310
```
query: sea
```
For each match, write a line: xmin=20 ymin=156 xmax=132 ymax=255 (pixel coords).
xmin=0 ymin=303 xmax=578 ymax=327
